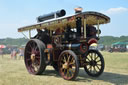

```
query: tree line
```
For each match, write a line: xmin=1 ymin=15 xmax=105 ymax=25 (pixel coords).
xmin=98 ymin=36 xmax=128 ymax=45
xmin=0 ymin=38 xmax=28 ymax=46
xmin=0 ymin=36 xmax=128 ymax=46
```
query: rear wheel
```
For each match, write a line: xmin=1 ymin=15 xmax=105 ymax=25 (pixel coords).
xmin=24 ymin=39 xmax=46 ymax=75
xmin=83 ymin=50 xmax=105 ymax=77
xmin=58 ymin=50 xmax=79 ymax=80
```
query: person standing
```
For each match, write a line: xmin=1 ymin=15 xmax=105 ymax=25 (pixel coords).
xmin=12 ymin=49 xmax=17 ymax=60
xmin=0 ymin=49 xmax=3 ymax=59
xmin=19 ymin=48 xmax=24 ymax=59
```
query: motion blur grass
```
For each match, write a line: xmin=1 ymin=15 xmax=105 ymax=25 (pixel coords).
xmin=0 ymin=52 xmax=128 ymax=85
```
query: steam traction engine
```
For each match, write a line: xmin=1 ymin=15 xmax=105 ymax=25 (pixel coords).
xmin=18 ymin=9 xmax=110 ymax=80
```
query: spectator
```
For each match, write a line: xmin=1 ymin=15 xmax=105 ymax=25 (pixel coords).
xmin=11 ymin=50 xmax=13 ymax=59
xmin=19 ymin=48 xmax=24 ymax=59
xmin=0 ymin=49 xmax=3 ymax=58
xmin=12 ymin=49 xmax=17 ymax=60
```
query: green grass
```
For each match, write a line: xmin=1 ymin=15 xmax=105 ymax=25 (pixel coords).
xmin=0 ymin=52 xmax=128 ymax=85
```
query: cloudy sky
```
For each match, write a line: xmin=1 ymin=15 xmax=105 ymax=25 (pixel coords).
xmin=0 ymin=0 xmax=128 ymax=38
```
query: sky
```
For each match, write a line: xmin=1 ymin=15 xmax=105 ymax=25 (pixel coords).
xmin=0 ymin=0 xmax=128 ymax=38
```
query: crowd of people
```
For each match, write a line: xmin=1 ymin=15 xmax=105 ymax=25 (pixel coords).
xmin=0 ymin=48 xmax=24 ymax=60
xmin=11 ymin=48 xmax=24 ymax=60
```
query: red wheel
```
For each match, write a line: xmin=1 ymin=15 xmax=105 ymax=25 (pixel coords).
xmin=24 ymin=39 xmax=46 ymax=75
xmin=58 ymin=50 xmax=79 ymax=80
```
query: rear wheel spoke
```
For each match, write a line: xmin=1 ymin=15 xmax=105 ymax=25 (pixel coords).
xmin=26 ymin=51 xmax=31 ymax=54
xmin=35 ymin=56 xmax=40 ymax=59
xmin=26 ymin=58 xmax=31 ymax=61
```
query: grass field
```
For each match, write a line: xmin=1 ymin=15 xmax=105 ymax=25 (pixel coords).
xmin=0 ymin=52 xmax=128 ymax=85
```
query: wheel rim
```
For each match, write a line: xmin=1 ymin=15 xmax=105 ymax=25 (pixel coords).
xmin=84 ymin=51 xmax=104 ymax=76
xmin=25 ymin=40 xmax=41 ymax=74
xmin=59 ymin=52 xmax=77 ymax=80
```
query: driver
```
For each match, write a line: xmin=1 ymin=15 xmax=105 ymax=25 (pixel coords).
xmin=33 ymin=29 xmax=51 ymax=44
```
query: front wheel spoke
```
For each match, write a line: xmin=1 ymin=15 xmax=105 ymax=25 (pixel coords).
xmin=90 ymin=66 xmax=93 ymax=73
xmin=92 ymin=53 xmax=95 ymax=60
xmin=96 ymin=65 xmax=100 ymax=71
xmin=94 ymin=53 xmax=96 ymax=57
xmin=94 ymin=56 xmax=99 ymax=61
xmin=96 ymin=64 xmax=101 ymax=66
xmin=96 ymin=60 xmax=101 ymax=63
xmin=89 ymin=53 xmax=93 ymax=60
xmin=93 ymin=66 xmax=98 ymax=73
xmin=88 ymin=65 xmax=92 ymax=71
xmin=86 ymin=57 xmax=91 ymax=62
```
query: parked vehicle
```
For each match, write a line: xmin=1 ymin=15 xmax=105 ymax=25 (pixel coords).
xmin=109 ymin=42 xmax=128 ymax=52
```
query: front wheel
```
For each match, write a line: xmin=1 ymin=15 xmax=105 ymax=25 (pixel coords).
xmin=83 ymin=50 xmax=105 ymax=77
xmin=58 ymin=50 xmax=79 ymax=80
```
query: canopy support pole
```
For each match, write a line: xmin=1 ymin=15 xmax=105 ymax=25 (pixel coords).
xmin=29 ymin=30 xmax=31 ymax=39
xmin=97 ymin=20 xmax=100 ymax=38
xmin=50 ymin=30 xmax=52 ymax=37
xmin=84 ymin=18 xmax=86 ymax=38
xmin=21 ymin=32 xmax=29 ymax=39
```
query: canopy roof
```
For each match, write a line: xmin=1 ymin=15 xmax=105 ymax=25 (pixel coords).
xmin=112 ymin=42 xmax=128 ymax=45
xmin=18 ymin=11 xmax=110 ymax=32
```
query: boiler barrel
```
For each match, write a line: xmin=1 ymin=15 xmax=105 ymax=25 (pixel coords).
xmin=37 ymin=9 xmax=66 ymax=22
xmin=63 ymin=43 xmax=88 ymax=54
